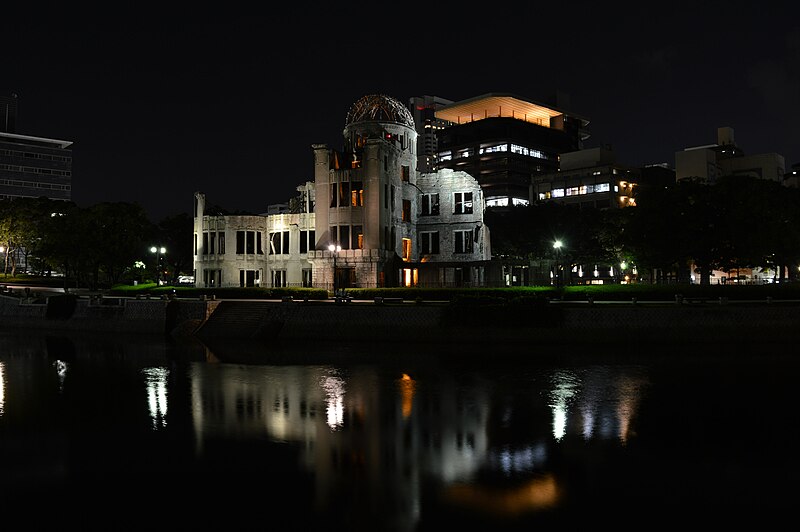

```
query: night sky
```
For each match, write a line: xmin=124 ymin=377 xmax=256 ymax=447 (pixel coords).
xmin=3 ymin=5 xmax=797 ymax=222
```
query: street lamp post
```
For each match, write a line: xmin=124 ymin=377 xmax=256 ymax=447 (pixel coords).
xmin=553 ymin=240 xmax=563 ymax=288
xmin=328 ymin=243 xmax=341 ymax=296
xmin=150 ymin=246 xmax=166 ymax=286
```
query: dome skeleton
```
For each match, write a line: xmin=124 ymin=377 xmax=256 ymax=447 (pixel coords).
xmin=345 ymin=94 xmax=415 ymax=129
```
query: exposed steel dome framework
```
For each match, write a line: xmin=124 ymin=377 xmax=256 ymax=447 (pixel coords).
xmin=345 ymin=94 xmax=415 ymax=129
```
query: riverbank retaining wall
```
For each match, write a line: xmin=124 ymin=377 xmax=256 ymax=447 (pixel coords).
xmin=1 ymin=295 xmax=798 ymax=344
xmin=0 ymin=294 xmax=214 ymax=334
xmin=193 ymin=299 xmax=800 ymax=345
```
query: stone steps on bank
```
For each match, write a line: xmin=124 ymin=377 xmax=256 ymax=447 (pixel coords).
xmin=195 ymin=301 xmax=280 ymax=339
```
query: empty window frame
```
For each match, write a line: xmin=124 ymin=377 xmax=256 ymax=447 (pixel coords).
xmin=246 ymin=231 xmax=255 ymax=254
xmin=272 ymin=269 xmax=287 ymax=287
xmin=330 ymin=183 xmax=338 ymax=207
xmin=421 ymin=193 xmax=439 ymax=216
xmin=454 ymin=230 xmax=474 ymax=254
xmin=300 ymin=230 xmax=309 ymax=254
xmin=351 ymin=181 xmax=364 ymax=206
xmin=239 ymin=269 xmax=260 ymax=287
xmin=420 ymin=231 xmax=440 ymax=254
xmin=236 ymin=230 xmax=245 ymax=254
xmin=402 ymin=238 xmax=412 ymax=261
xmin=339 ymin=225 xmax=350 ymax=250
xmin=454 ymin=192 xmax=473 ymax=214
xmin=338 ymin=181 xmax=351 ymax=207
xmin=269 ymin=231 xmax=290 ymax=254
xmin=353 ymin=225 xmax=363 ymax=249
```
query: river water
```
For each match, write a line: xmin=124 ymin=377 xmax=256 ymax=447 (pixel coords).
xmin=0 ymin=330 xmax=797 ymax=529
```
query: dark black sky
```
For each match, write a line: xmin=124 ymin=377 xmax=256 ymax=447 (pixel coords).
xmin=3 ymin=4 xmax=798 ymax=222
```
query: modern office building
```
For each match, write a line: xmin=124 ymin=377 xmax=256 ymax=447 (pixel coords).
xmin=1 ymin=93 xmax=18 ymax=133
xmin=408 ymin=95 xmax=453 ymax=174
xmin=194 ymin=94 xmax=491 ymax=289
xmin=0 ymin=93 xmax=73 ymax=202
xmin=0 ymin=132 xmax=73 ymax=202
xmin=675 ymin=126 xmax=786 ymax=185
xmin=432 ymin=93 xmax=590 ymax=208
xmin=531 ymin=145 xmax=638 ymax=209
xmin=638 ymin=163 xmax=676 ymax=192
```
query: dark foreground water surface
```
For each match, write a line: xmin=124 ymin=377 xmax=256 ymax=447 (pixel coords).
xmin=0 ymin=330 xmax=798 ymax=529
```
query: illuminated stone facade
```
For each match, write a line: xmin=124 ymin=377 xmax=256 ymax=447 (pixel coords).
xmin=193 ymin=94 xmax=491 ymax=289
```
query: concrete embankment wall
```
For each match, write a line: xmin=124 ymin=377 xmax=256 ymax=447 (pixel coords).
xmin=2 ymin=295 xmax=798 ymax=345
xmin=194 ymin=299 xmax=800 ymax=345
xmin=0 ymin=294 xmax=215 ymax=334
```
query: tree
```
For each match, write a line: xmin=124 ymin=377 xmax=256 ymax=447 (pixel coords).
xmin=626 ymin=182 xmax=688 ymax=283
xmin=37 ymin=200 xmax=86 ymax=285
xmin=712 ymin=175 xmax=773 ymax=281
xmin=83 ymin=202 xmax=155 ymax=288
xmin=0 ymin=199 xmax=25 ymax=276
xmin=155 ymin=212 xmax=194 ymax=284
xmin=0 ymin=197 xmax=60 ymax=276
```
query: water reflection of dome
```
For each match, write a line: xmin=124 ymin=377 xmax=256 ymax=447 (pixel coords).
xmin=345 ymin=94 xmax=415 ymax=128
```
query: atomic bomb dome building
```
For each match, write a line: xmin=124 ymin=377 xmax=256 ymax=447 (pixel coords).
xmin=193 ymin=94 xmax=491 ymax=290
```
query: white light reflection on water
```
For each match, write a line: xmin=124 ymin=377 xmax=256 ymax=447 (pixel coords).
xmin=547 ymin=370 xmax=581 ymax=441
xmin=580 ymin=406 xmax=595 ymax=440
xmin=548 ymin=366 xmax=649 ymax=443
xmin=175 ymin=359 xmax=654 ymax=529
xmin=142 ymin=367 xmax=169 ymax=429
xmin=321 ymin=370 xmax=346 ymax=431
xmin=614 ymin=374 xmax=647 ymax=444
xmin=575 ymin=366 xmax=649 ymax=444
xmin=54 ymin=360 xmax=68 ymax=393
xmin=488 ymin=443 xmax=546 ymax=475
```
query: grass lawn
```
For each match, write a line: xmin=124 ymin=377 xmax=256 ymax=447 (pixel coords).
xmin=5 ymin=274 xmax=799 ymax=302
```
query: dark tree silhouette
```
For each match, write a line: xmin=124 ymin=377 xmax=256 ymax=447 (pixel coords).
xmin=155 ymin=212 xmax=194 ymax=284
